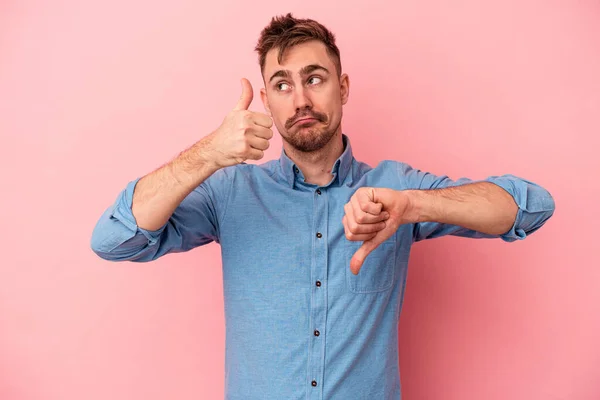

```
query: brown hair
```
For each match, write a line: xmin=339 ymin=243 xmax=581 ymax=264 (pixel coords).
xmin=255 ymin=13 xmax=342 ymax=77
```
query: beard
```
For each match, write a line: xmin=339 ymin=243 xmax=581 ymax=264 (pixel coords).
xmin=282 ymin=109 xmax=340 ymax=153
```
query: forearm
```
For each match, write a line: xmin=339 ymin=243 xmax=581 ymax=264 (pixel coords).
xmin=132 ymin=136 xmax=220 ymax=231
xmin=406 ymin=182 xmax=518 ymax=236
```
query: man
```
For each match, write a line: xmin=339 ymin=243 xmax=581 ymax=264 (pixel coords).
xmin=91 ymin=13 xmax=555 ymax=400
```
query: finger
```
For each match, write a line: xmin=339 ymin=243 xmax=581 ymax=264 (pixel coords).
xmin=251 ymin=126 xmax=274 ymax=140
xmin=349 ymin=198 xmax=388 ymax=224
xmin=360 ymin=200 xmax=384 ymax=216
xmin=246 ymin=148 xmax=264 ymax=160
xmin=350 ymin=221 xmax=387 ymax=234
xmin=346 ymin=202 xmax=389 ymax=225
xmin=355 ymin=189 xmax=383 ymax=216
xmin=346 ymin=233 xmax=378 ymax=242
xmin=234 ymin=78 xmax=253 ymax=111
xmin=342 ymin=215 xmax=378 ymax=241
xmin=350 ymin=240 xmax=380 ymax=275
xmin=248 ymin=136 xmax=270 ymax=151
xmin=346 ymin=214 xmax=387 ymax=234
xmin=251 ymin=112 xmax=273 ymax=128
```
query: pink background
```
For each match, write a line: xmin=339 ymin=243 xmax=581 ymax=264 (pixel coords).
xmin=1 ymin=0 xmax=599 ymax=399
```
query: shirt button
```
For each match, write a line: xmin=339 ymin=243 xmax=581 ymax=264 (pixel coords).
xmin=316 ymin=281 xmax=321 ymax=287
xmin=294 ymin=167 xmax=299 ymax=174
xmin=311 ymin=380 xmax=317 ymax=387
xmin=316 ymin=232 xmax=322 ymax=238
xmin=316 ymin=189 xmax=322 ymax=195
xmin=314 ymin=330 xmax=320 ymax=337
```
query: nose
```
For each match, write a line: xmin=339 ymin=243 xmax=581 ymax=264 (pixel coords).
xmin=293 ymin=85 xmax=312 ymax=111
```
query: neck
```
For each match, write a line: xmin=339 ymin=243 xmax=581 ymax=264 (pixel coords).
xmin=284 ymin=130 xmax=344 ymax=186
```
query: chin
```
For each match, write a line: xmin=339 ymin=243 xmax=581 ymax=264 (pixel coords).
xmin=285 ymin=126 xmax=337 ymax=153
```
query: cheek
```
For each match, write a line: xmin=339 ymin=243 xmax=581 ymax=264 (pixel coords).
xmin=274 ymin=119 xmax=286 ymax=133
xmin=321 ymin=88 xmax=342 ymax=111
xmin=325 ymin=96 xmax=343 ymax=119
xmin=269 ymin=99 xmax=291 ymax=117
xmin=268 ymin=113 xmax=287 ymax=133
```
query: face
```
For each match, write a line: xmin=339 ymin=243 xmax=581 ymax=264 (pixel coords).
xmin=260 ymin=40 xmax=349 ymax=153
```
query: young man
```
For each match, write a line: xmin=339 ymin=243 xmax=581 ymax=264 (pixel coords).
xmin=91 ymin=13 xmax=555 ymax=400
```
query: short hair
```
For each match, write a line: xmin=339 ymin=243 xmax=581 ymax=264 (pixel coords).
xmin=255 ymin=13 xmax=342 ymax=77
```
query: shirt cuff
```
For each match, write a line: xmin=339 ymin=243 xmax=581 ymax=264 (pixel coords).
xmin=487 ymin=175 xmax=555 ymax=242
xmin=110 ymin=178 xmax=166 ymax=245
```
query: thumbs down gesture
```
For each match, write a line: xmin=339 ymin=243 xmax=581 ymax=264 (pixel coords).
xmin=343 ymin=187 xmax=413 ymax=275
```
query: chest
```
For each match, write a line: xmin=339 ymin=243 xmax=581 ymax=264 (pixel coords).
xmin=218 ymin=181 xmax=410 ymax=297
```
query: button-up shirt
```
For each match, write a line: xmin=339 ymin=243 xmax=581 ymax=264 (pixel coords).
xmin=91 ymin=135 xmax=555 ymax=399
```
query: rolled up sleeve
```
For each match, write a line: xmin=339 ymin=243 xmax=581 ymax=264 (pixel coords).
xmin=90 ymin=168 xmax=232 ymax=262
xmin=397 ymin=163 xmax=555 ymax=242
xmin=487 ymin=175 xmax=556 ymax=242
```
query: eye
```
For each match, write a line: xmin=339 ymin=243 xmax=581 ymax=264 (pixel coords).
xmin=308 ymin=76 xmax=322 ymax=85
xmin=276 ymin=82 xmax=291 ymax=91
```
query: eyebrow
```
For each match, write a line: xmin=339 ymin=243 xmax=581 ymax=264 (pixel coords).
xmin=268 ymin=64 xmax=330 ymax=83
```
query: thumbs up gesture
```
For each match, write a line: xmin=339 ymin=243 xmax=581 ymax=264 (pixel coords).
xmin=207 ymin=78 xmax=274 ymax=168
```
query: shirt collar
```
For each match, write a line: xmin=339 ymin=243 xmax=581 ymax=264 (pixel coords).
xmin=278 ymin=134 xmax=354 ymax=188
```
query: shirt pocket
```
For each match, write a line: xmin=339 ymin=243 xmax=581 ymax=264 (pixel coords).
xmin=345 ymin=237 xmax=397 ymax=294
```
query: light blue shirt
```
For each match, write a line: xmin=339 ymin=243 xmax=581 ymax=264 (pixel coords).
xmin=91 ymin=134 xmax=555 ymax=399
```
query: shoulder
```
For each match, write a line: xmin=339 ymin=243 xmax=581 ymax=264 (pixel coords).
xmin=375 ymin=160 xmax=419 ymax=173
xmin=358 ymin=159 xmax=415 ymax=178
xmin=373 ymin=160 xmax=432 ymax=180
xmin=354 ymin=159 xmax=431 ymax=189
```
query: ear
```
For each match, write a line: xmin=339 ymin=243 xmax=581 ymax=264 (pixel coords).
xmin=340 ymin=73 xmax=350 ymax=105
xmin=260 ymin=88 xmax=272 ymax=115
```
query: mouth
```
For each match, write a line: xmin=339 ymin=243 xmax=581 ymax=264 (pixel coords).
xmin=293 ymin=117 xmax=319 ymax=126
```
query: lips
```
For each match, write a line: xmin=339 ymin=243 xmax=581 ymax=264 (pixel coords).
xmin=286 ymin=111 xmax=326 ymax=129
xmin=293 ymin=117 xmax=318 ymax=125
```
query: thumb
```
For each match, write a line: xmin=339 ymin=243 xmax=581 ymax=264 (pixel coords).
xmin=233 ymin=78 xmax=253 ymax=111
xmin=349 ymin=239 xmax=380 ymax=275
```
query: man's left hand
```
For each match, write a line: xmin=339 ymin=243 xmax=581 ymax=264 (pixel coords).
xmin=342 ymin=188 xmax=414 ymax=275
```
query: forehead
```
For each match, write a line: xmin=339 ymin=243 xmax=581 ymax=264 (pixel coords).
xmin=263 ymin=40 xmax=335 ymax=77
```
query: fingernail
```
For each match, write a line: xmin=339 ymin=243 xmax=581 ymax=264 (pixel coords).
xmin=383 ymin=212 xmax=390 ymax=219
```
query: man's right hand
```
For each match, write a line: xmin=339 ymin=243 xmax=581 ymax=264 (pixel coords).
xmin=128 ymin=78 xmax=273 ymax=232
xmin=204 ymin=78 xmax=274 ymax=168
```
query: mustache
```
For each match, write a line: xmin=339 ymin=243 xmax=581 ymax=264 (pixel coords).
xmin=285 ymin=110 xmax=327 ymax=129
